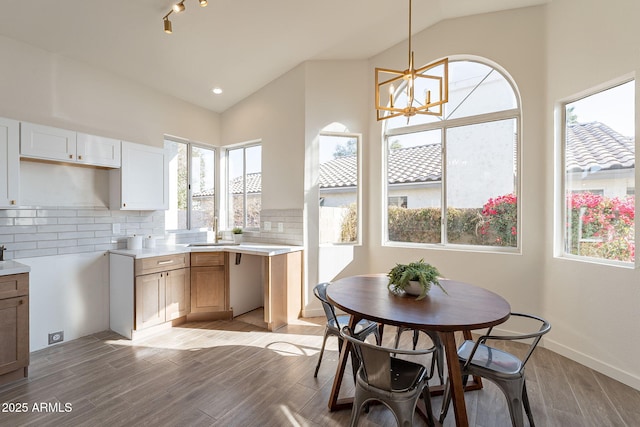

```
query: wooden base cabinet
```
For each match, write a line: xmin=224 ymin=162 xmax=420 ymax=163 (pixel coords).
xmin=188 ymin=252 xmax=232 ymax=321
xmin=0 ymin=273 xmax=29 ymax=386
xmin=110 ymin=253 xmax=189 ymax=339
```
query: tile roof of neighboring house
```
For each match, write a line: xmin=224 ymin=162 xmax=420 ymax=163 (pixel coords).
xmin=566 ymin=122 xmax=635 ymax=172
xmin=197 ymin=121 xmax=634 ymax=196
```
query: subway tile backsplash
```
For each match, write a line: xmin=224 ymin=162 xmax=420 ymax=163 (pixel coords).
xmin=0 ymin=207 xmax=304 ymax=260
xmin=0 ymin=207 xmax=165 ymax=260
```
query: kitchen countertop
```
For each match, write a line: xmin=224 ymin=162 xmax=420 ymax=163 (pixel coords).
xmin=0 ymin=260 xmax=31 ymax=276
xmin=109 ymin=242 xmax=303 ymax=259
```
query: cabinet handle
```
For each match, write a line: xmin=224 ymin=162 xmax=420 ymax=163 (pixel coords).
xmin=78 ymin=155 xmax=83 ymax=160
xmin=19 ymin=299 xmax=24 ymax=305
xmin=123 ymin=203 xmax=126 ymax=207
xmin=69 ymin=154 xmax=73 ymax=159
xmin=10 ymin=200 xmax=16 ymax=205
xmin=158 ymin=260 xmax=174 ymax=265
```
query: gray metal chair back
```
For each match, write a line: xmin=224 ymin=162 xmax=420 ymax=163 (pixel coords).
xmin=312 ymin=282 xmax=380 ymax=378
xmin=342 ymin=326 xmax=436 ymax=427
xmin=394 ymin=327 xmax=445 ymax=385
xmin=439 ymin=312 xmax=551 ymax=427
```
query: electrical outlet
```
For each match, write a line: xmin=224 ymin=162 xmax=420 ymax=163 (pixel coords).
xmin=112 ymin=223 xmax=121 ymax=235
xmin=278 ymin=222 xmax=284 ymax=232
xmin=264 ymin=221 xmax=271 ymax=231
xmin=48 ymin=331 xmax=64 ymax=345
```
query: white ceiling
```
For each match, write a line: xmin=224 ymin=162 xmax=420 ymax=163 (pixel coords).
xmin=0 ymin=0 xmax=548 ymax=113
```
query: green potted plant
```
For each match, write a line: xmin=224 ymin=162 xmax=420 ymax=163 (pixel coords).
xmin=231 ymin=227 xmax=243 ymax=244
xmin=387 ymin=259 xmax=447 ymax=300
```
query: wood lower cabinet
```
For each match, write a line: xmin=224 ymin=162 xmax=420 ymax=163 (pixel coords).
xmin=0 ymin=273 xmax=29 ymax=386
xmin=187 ymin=252 xmax=231 ymax=321
xmin=110 ymin=253 xmax=190 ymax=339
xmin=135 ymin=272 xmax=166 ymax=330
xmin=165 ymin=268 xmax=190 ymax=320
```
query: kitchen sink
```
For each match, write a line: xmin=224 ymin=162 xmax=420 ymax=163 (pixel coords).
xmin=187 ymin=242 xmax=240 ymax=247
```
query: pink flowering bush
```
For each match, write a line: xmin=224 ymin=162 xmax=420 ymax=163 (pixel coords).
xmin=479 ymin=193 xmax=518 ymax=247
xmin=567 ymin=192 xmax=635 ymax=262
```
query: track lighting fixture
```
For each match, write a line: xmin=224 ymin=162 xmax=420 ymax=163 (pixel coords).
xmin=163 ymin=0 xmax=208 ymax=34
xmin=163 ymin=15 xmax=172 ymax=34
xmin=172 ymin=1 xmax=185 ymax=13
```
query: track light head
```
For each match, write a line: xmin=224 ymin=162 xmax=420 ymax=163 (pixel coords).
xmin=199 ymin=0 xmax=208 ymax=6
xmin=163 ymin=17 xmax=172 ymax=34
xmin=173 ymin=1 xmax=185 ymax=13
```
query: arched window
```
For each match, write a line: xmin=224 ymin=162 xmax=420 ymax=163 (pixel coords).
xmin=383 ymin=58 xmax=521 ymax=250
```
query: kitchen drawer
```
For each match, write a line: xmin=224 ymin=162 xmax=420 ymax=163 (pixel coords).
xmin=0 ymin=273 xmax=29 ymax=300
xmin=135 ymin=253 xmax=189 ymax=276
xmin=191 ymin=252 xmax=226 ymax=267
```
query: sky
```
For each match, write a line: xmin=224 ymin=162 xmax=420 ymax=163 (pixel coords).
xmin=569 ymin=80 xmax=635 ymax=137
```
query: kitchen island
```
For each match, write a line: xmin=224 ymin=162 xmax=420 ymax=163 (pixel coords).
xmin=109 ymin=242 xmax=303 ymax=338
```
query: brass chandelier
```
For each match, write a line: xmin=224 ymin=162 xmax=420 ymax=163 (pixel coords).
xmin=375 ymin=0 xmax=449 ymax=121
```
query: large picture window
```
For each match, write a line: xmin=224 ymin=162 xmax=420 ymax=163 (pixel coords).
xmin=165 ymin=138 xmax=216 ymax=231
xmin=384 ymin=59 xmax=520 ymax=249
xmin=227 ymin=144 xmax=262 ymax=230
xmin=562 ymin=80 xmax=635 ymax=264
xmin=318 ymin=133 xmax=360 ymax=244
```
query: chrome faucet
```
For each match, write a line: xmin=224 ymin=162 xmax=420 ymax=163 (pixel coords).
xmin=213 ymin=216 xmax=218 ymax=244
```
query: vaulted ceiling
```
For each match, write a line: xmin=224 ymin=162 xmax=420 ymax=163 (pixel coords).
xmin=0 ymin=0 xmax=549 ymax=113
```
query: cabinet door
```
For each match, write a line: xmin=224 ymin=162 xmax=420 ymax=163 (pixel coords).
xmin=191 ymin=266 xmax=226 ymax=313
xmin=0 ymin=117 xmax=19 ymax=208
xmin=115 ymin=141 xmax=167 ymax=210
xmin=135 ymin=273 xmax=166 ymax=330
xmin=165 ymin=268 xmax=190 ymax=320
xmin=76 ymin=133 xmax=121 ymax=168
xmin=0 ymin=296 xmax=29 ymax=376
xmin=20 ymin=122 xmax=77 ymax=162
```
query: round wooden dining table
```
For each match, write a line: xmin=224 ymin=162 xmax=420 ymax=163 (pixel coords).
xmin=326 ymin=274 xmax=511 ymax=427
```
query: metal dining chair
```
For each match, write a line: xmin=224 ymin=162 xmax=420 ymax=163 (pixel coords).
xmin=394 ymin=327 xmax=445 ymax=385
xmin=341 ymin=325 xmax=436 ymax=427
xmin=313 ymin=282 xmax=381 ymax=378
xmin=439 ymin=312 xmax=551 ymax=427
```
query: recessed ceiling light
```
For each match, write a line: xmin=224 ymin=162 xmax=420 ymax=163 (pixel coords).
xmin=212 ymin=87 xmax=223 ymax=95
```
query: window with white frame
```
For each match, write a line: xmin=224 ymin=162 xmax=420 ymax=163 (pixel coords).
xmin=165 ymin=138 xmax=216 ymax=231
xmin=227 ymin=144 xmax=262 ymax=230
xmin=384 ymin=59 xmax=520 ymax=249
xmin=319 ymin=132 xmax=360 ymax=244
xmin=562 ymin=79 xmax=635 ymax=264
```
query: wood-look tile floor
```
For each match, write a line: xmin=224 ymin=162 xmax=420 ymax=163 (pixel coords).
xmin=1 ymin=314 xmax=639 ymax=427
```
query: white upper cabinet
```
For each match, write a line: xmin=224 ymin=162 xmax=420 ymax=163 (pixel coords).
xmin=0 ymin=118 xmax=20 ymax=208
xmin=20 ymin=123 xmax=121 ymax=168
xmin=20 ymin=122 xmax=76 ymax=163
xmin=76 ymin=133 xmax=121 ymax=168
xmin=110 ymin=141 xmax=167 ymax=210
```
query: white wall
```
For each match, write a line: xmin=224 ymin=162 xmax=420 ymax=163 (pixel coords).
xmin=23 ymin=252 xmax=109 ymax=352
xmin=0 ymin=35 xmax=220 ymax=148
xmin=544 ymin=0 xmax=640 ymax=389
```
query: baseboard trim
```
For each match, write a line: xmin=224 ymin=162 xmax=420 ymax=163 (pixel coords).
xmin=544 ymin=338 xmax=640 ymax=391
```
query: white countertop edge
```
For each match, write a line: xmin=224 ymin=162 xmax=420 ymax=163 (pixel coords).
xmin=0 ymin=260 xmax=32 ymax=276
xmin=109 ymin=243 xmax=303 ymax=259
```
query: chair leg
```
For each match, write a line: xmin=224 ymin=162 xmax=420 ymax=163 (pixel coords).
xmin=522 ymin=380 xmax=535 ymax=427
xmin=497 ymin=378 xmax=526 ymax=427
xmin=438 ymin=377 xmax=451 ymax=423
xmin=422 ymin=385 xmax=436 ymax=427
xmin=314 ymin=327 xmax=330 ymax=377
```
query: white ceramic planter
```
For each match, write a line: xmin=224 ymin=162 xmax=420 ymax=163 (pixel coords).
xmin=233 ymin=234 xmax=244 ymax=244
xmin=404 ymin=281 xmax=424 ymax=296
